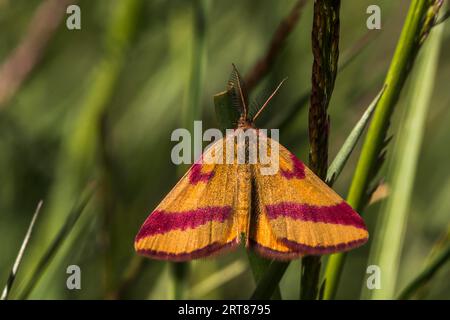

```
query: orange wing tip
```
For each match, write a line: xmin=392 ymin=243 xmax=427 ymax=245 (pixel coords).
xmin=135 ymin=239 xmax=239 ymax=262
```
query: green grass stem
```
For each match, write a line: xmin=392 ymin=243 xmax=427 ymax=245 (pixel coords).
xmin=323 ymin=0 xmax=443 ymax=300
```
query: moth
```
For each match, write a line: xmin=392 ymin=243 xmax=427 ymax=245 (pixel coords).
xmin=135 ymin=66 xmax=368 ymax=261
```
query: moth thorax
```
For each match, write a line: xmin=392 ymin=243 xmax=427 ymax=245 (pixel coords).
xmin=235 ymin=128 xmax=260 ymax=165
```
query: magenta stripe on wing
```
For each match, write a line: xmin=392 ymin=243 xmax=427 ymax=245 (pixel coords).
xmin=281 ymin=153 xmax=306 ymax=179
xmin=266 ymin=201 xmax=367 ymax=229
xmin=136 ymin=206 xmax=232 ymax=240
xmin=137 ymin=240 xmax=238 ymax=261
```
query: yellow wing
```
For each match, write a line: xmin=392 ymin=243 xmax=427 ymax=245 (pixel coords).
xmin=135 ymin=135 xmax=250 ymax=261
xmin=250 ymin=134 xmax=368 ymax=260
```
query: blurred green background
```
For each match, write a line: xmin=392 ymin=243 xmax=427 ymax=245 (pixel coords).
xmin=0 ymin=0 xmax=449 ymax=299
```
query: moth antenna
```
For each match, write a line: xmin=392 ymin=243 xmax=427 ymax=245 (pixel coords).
xmin=232 ymin=63 xmax=247 ymax=119
xmin=252 ymin=77 xmax=287 ymax=121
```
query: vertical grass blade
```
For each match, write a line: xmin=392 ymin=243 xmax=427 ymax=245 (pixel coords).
xmin=323 ymin=0 xmax=443 ymax=300
xmin=17 ymin=188 xmax=94 ymax=300
xmin=184 ymin=0 xmax=208 ymax=136
xmin=250 ymin=261 xmax=289 ymax=300
xmin=270 ymin=28 xmax=380 ymax=131
xmin=326 ymin=86 xmax=386 ymax=185
xmin=171 ymin=0 xmax=209 ymax=300
xmin=19 ymin=0 xmax=144 ymax=299
xmin=1 ymin=201 xmax=43 ymax=300
xmin=308 ymin=0 xmax=340 ymax=179
xmin=364 ymin=11 xmax=444 ymax=300
xmin=190 ymin=260 xmax=247 ymax=298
